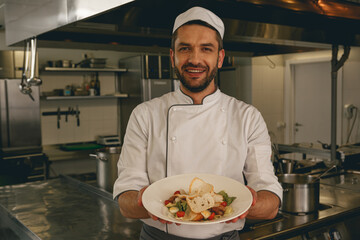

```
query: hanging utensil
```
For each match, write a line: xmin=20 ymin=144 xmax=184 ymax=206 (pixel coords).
xmin=19 ymin=40 xmax=35 ymax=101
xmin=76 ymin=105 xmax=80 ymax=126
xmin=27 ymin=38 xmax=42 ymax=86
xmin=19 ymin=37 xmax=42 ymax=101
xmin=310 ymin=165 xmax=337 ymax=183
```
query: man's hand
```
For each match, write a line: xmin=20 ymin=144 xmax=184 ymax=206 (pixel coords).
xmin=137 ymin=186 xmax=179 ymax=225
xmin=225 ymin=186 xmax=257 ymax=223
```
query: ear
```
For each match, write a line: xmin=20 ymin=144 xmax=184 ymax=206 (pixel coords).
xmin=217 ymin=49 xmax=225 ymax=68
xmin=170 ymin=49 xmax=175 ymax=67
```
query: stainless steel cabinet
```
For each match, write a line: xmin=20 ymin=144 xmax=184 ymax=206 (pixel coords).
xmin=0 ymin=79 xmax=42 ymax=156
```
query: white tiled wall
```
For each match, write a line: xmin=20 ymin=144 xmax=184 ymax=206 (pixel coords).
xmin=41 ymin=99 xmax=118 ymax=144
xmin=37 ymin=48 xmax=138 ymax=145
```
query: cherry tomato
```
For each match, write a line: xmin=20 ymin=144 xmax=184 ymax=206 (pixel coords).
xmin=176 ymin=211 xmax=185 ymax=217
xmin=174 ymin=191 xmax=181 ymax=195
xmin=208 ymin=212 xmax=215 ymax=220
xmin=221 ymin=201 xmax=227 ymax=207
xmin=164 ymin=200 xmax=171 ymax=206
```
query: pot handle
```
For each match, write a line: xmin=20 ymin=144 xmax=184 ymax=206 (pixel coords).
xmin=89 ymin=154 xmax=107 ymax=161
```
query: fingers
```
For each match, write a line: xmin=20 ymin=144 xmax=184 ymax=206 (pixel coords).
xmin=149 ymin=212 xmax=176 ymax=225
xmin=159 ymin=218 xmax=170 ymax=224
xmin=239 ymin=210 xmax=249 ymax=219
xmin=137 ymin=186 xmax=179 ymax=225
xmin=137 ymin=186 xmax=148 ymax=207
xmin=149 ymin=213 xmax=158 ymax=221
xmin=246 ymin=186 xmax=257 ymax=206
xmin=225 ymin=216 xmax=241 ymax=224
xmin=225 ymin=186 xmax=256 ymax=224
xmin=224 ymin=211 xmax=249 ymax=224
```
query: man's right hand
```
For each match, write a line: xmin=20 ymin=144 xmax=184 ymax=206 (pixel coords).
xmin=137 ymin=186 xmax=179 ymax=225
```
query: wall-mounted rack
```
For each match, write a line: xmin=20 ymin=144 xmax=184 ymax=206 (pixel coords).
xmin=42 ymin=67 xmax=127 ymax=73
xmin=42 ymin=106 xmax=80 ymax=128
xmin=41 ymin=93 xmax=128 ymax=101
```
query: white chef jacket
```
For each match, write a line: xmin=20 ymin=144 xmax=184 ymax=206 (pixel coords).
xmin=113 ymin=88 xmax=282 ymax=239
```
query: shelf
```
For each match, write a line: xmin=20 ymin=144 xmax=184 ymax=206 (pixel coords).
xmin=42 ymin=67 xmax=127 ymax=73
xmin=41 ymin=94 xmax=128 ymax=101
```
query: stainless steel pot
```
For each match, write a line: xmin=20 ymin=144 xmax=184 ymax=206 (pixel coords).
xmin=278 ymin=174 xmax=319 ymax=214
xmin=90 ymin=146 xmax=121 ymax=192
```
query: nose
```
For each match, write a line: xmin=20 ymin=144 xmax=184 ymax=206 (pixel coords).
xmin=188 ymin=48 xmax=201 ymax=65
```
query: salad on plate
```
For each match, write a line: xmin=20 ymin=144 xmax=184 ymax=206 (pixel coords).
xmin=164 ymin=177 xmax=236 ymax=221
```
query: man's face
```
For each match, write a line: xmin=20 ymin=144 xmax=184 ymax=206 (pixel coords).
xmin=170 ymin=24 xmax=225 ymax=93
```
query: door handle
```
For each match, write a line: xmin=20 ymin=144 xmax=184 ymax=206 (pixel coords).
xmin=295 ymin=122 xmax=303 ymax=127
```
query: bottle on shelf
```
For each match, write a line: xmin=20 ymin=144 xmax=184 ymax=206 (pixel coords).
xmin=89 ymin=74 xmax=96 ymax=96
xmin=82 ymin=74 xmax=90 ymax=95
xmin=64 ymin=85 xmax=72 ymax=96
xmin=95 ymin=72 xmax=100 ymax=96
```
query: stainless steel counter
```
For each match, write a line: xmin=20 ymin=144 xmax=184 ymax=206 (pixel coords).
xmin=0 ymin=172 xmax=359 ymax=240
xmin=239 ymin=171 xmax=360 ymax=239
xmin=0 ymin=176 xmax=142 ymax=240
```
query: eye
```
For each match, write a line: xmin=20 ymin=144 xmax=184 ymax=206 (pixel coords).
xmin=178 ymin=47 xmax=190 ymax=52
xmin=202 ymin=47 xmax=213 ymax=52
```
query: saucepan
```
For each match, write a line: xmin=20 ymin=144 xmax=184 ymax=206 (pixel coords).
xmin=278 ymin=165 xmax=337 ymax=214
xmin=277 ymin=174 xmax=319 ymax=214
xmin=90 ymin=146 xmax=121 ymax=192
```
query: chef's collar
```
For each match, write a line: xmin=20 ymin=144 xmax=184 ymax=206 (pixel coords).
xmin=176 ymin=88 xmax=221 ymax=105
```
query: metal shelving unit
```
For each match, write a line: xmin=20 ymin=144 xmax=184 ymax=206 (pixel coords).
xmin=42 ymin=67 xmax=127 ymax=73
xmin=41 ymin=94 xmax=128 ymax=100
xmin=39 ymin=66 xmax=127 ymax=138
xmin=40 ymin=66 xmax=128 ymax=100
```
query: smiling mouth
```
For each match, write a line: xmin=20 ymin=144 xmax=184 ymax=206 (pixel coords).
xmin=185 ymin=69 xmax=206 ymax=74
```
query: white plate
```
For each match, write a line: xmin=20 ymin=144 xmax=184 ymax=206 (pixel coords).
xmin=142 ymin=173 xmax=253 ymax=225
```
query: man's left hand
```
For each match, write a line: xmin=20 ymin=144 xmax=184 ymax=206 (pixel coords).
xmin=225 ymin=186 xmax=257 ymax=223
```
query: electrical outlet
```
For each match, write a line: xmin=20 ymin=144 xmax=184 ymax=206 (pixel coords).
xmin=344 ymin=104 xmax=355 ymax=119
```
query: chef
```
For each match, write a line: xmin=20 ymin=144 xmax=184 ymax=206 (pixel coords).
xmin=113 ymin=6 xmax=282 ymax=240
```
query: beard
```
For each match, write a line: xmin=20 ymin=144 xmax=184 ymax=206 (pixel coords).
xmin=174 ymin=62 xmax=218 ymax=93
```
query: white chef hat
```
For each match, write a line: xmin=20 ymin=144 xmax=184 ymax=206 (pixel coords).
xmin=172 ymin=6 xmax=225 ymax=39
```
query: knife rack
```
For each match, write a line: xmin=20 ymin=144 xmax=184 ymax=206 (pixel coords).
xmin=42 ymin=106 xmax=80 ymax=128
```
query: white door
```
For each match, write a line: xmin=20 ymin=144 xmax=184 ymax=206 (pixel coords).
xmin=292 ymin=61 xmax=342 ymax=145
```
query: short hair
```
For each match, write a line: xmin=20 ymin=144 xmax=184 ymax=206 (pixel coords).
xmin=171 ymin=20 xmax=223 ymax=51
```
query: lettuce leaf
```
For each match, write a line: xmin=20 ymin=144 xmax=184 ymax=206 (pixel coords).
xmin=217 ymin=190 xmax=236 ymax=205
xmin=176 ymin=200 xmax=187 ymax=212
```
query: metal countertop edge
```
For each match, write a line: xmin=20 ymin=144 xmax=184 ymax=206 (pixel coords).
xmin=59 ymin=174 xmax=116 ymax=204
xmin=0 ymin=203 xmax=41 ymax=240
xmin=239 ymin=203 xmax=360 ymax=239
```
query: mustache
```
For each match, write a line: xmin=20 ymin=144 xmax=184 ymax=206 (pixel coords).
xmin=182 ymin=63 xmax=208 ymax=70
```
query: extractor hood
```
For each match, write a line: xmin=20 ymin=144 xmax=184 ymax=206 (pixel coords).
xmin=4 ymin=0 xmax=360 ymax=56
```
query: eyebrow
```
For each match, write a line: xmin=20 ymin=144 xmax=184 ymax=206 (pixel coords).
xmin=177 ymin=42 xmax=216 ymax=48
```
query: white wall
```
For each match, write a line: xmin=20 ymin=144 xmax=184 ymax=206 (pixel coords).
xmin=342 ymin=47 xmax=360 ymax=144
xmin=251 ymin=55 xmax=285 ymax=144
xmin=283 ymin=48 xmax=360 ymax=145
xmin=251 ymin=48 xmax=360 ymax=145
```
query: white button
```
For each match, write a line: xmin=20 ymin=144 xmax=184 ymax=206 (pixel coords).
xmin=173 ymin=108 xmax=177 ymax=112
xmin=222 ymin=140 xmax=227 ymax=145
xmin=220 ymin=107 xmax=226 ymax=112
xmin=171 ymin=136 xmax=177 ymax=142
